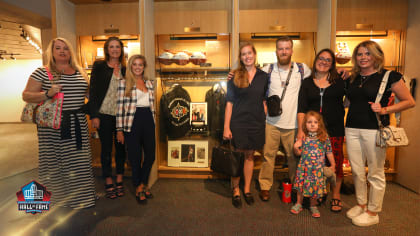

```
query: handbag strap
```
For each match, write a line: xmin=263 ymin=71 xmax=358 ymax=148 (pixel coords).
xmin=374 ymin=70 xmax=391 ymax=128
xmin=45 ymin=66 xmax=56 ymax=83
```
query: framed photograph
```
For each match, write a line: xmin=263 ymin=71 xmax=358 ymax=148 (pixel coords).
xmin=167 ymin=140 xmax=208 ymax=168
xmin=190 ymin=102 xmax=207 ymax=126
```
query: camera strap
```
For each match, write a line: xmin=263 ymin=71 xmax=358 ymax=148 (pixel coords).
xmin=278 ymin=63 xmax=295 ymax=108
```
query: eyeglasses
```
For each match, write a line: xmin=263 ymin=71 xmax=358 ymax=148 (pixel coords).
xmin=318 ymin=57 xmax=332 ymax=64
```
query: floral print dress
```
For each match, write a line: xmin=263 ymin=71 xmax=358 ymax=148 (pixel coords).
xmin=293 ymin=138 xmax=332 ymax=198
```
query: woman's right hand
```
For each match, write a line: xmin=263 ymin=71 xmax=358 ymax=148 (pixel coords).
xmin=116 ymin=131 xmax=124 ymax=144
xmin=223 ymin=128 xmax=232 ymax=140
xmin=47 ymin=84 xmax=62 ymax=97
xmin=91 ymin=118 xmax=100 ymax=129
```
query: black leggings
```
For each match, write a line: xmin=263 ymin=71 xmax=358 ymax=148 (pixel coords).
xmin=97 ymin=114 xmax=126 ymax=178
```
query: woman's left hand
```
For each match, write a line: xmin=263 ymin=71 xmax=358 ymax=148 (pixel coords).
xmin=368 ymin=102 xmax=386 ymax=114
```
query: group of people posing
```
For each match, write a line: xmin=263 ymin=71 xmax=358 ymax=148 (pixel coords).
xmin=22 ymin=35 xmax=415 ymax=227
xmin=22 ymin=37 xmax=156 ymax=207
xmin=223 ymin=37 xmax=415 ymax=227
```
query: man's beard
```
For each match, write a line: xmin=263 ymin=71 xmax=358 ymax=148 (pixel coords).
xmin=277 ymin=54 xmax=291 ymax=65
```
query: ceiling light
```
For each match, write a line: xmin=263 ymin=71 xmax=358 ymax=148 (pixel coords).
xmin=10 ymin=54 xmax=16 ymax=60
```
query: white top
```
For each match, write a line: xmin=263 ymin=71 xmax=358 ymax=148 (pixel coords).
xmin=262 ymin=62 xmax=311 ymax=129
xmin=136 ymin=88 xmax=150 ymax=107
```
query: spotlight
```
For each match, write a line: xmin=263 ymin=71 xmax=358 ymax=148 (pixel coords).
xmin=0 ymin=54 xmax=4 ymax=60
xmin=10 ymin=54 xmax=16 ymax=60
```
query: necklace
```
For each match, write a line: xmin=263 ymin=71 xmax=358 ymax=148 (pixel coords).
xmin=359 ymin=71 xmax=377 ymax=88
xmin=308 ymin=131 xmax=317 ymax=138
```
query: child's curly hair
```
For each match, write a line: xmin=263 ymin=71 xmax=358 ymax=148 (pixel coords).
xmin=302 ymin=111 xmax=328 ymax=142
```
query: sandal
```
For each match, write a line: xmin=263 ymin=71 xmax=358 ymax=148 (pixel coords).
xmin=115 ymin=182 xmax=125 ymax=197
xmin=310 ymin=206 xmax=321 ymax=218
xmin=105 ymin=184 xmax=117 ymax=200
xmin=144 ymin=188 xmax=153 ymax=199
xmin=330 ymin=198 xmax=342 ymax=212
xmin=136 ymin=191 xmax=147 ymax=204
xmin=290 ymin=203 xmax=303 ymax=214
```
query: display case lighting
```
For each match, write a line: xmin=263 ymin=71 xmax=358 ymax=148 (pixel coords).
xmin=336 ymin=30 xmax=388 ymax=37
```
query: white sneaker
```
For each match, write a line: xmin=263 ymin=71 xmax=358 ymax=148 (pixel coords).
xmin=346 ymin=205 xmax=366 ymax=219
xmin=352 ymin=212 xmax=379 ymax=227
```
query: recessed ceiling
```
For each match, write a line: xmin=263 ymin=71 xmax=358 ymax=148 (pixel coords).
xmin=0 ymin=20 xmax=42 ymax=60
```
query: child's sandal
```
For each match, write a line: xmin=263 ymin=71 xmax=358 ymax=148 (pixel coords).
xmin=290 ymin=203 xmax=303 ymax=214
xmin=115 ymin=182 xmax=125 ymax=197
xmin=105 ymin=184 xmax=117 ymax=199
xmin=310 ymin=206 xmax=321 ymax=218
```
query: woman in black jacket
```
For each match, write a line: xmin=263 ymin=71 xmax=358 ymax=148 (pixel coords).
xmin=89 ymin=37 xmax=126 ymax=199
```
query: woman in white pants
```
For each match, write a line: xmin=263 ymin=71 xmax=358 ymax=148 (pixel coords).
xmin=345 ymin=40 xmax=415 ymax=227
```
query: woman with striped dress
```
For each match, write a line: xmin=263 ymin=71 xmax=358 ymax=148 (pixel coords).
xmin=22 ymin=37 xmax=96 ymax=209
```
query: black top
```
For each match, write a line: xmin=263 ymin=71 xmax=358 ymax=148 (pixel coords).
xmin=89 ymin=60 xmax=126 ymax=118
xmin=226 ymin=69 xmax=269 ymax=129
xmin=298 ymin=76 xmax=345 ymax=137
xmin=345 ymin=70 xmax=402 ymax=129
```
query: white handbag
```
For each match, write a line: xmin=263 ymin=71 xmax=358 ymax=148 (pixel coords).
xmin=374 ymin=71 xmax=409 ymax=148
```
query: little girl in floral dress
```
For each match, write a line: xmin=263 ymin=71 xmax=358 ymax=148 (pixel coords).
xmin=291 ymin=111 xmax=336 ymax=218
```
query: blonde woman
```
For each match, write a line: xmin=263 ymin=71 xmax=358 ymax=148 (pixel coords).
xmin=345 ymin=40 xmax=415 ymax=226
xmin=116 ymin=55 xmax=156 ymax=204
xmin=22 ymin=37 xmax=95 ymax=208
xmin=223 ymin=42 xmax=268 ymax=208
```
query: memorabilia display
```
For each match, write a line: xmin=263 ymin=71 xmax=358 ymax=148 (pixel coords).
xmin=205 ymin=84 xmax=226 ymax=141
xmin=167 ymin=140 xmax=208 ymax=168
xmin=160 ymin=84 xmax=191 ymax=139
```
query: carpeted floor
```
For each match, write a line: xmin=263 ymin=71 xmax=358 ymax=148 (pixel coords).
xmin=1 ymin=169 xmax=419 ymax=236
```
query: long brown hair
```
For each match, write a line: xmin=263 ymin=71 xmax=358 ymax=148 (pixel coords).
xmin=233 ymin=42 xmax=257 ymax=88
xmin=104 ymin=36 xmax=126 ymax=67
xmin=311 ymin=48 xmax=339 ymax=84
xmin=350 ymin=40 xmax=384 ymax=82
xmin=124 ymin=54 xmax=147 ymax=97
xmin=45 ymin=37 xmax=88 ymax=82
xmin=302 ymin=111 xmax=328 ymax=142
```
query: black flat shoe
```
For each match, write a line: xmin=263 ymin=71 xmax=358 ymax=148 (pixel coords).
xmin=244 ymin=192 xmax=254 ymax=205
xmin=136 ymin=191 xmax=147 ymax=205
xmin=232 ymin=195 xmax=242 ymax=209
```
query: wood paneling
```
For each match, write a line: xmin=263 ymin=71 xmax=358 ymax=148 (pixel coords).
xmin=337 ymin=0 xmax=408 ymax=30
xmin=75 ymin=2 xmax=139 ymax=35
xmin=239 ymin=8 xmax=317 ymax=33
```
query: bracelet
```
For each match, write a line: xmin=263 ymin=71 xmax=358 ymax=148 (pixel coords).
xmin=45 ymin=90 xmax=52 ymax=99
xmin=382 ymin=107 xmax=388 ymax=114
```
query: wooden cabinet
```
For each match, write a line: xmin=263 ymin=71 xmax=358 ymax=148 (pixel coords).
xmin=75 ymin=2 xmax=139 ymax=36
xmin=337 ymin=0 xmax=408 ymax=31
xmin=154 ymin=10 xmax=229 ymax=34
xmin=238 ymin=0 xmax=317 ymax=33
xmin=239 ymin=8 xmax=317 ymax=33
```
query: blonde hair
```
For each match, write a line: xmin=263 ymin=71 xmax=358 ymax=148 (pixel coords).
xmin=234 ymin=42 xmax=257 ymax=88
xmin=45 ymin=37 xmax=88 ymax=82
xmin=351 ymin=40 xmax=384 ymax=82
xmin=302 ymin=111 xmax=328 ymax=142
xmin=125 ymin=54 xmax=147 ymax=97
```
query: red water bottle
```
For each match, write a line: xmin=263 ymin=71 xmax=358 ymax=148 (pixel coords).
xmin=282 ymin=180 xmax=292 ymax=203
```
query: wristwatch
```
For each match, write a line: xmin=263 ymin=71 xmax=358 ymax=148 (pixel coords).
xmin=45 ymin=90 xmax=52 ymax=99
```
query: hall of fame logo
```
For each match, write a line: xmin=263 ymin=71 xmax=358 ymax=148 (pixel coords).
xmin=16 ymin=180 xmax=51 ymax=214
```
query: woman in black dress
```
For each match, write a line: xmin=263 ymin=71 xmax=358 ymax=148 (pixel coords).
xmin=224 ymin=42 xmax=268 ymax=208
xmin=297 ymin=48 xmax=345 ymax=212
xmin=89 ymin=37 xmax=126 ymax=199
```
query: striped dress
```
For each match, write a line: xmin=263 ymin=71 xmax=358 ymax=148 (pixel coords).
xmin=31 ymin=67 xmax=96 ymax=209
